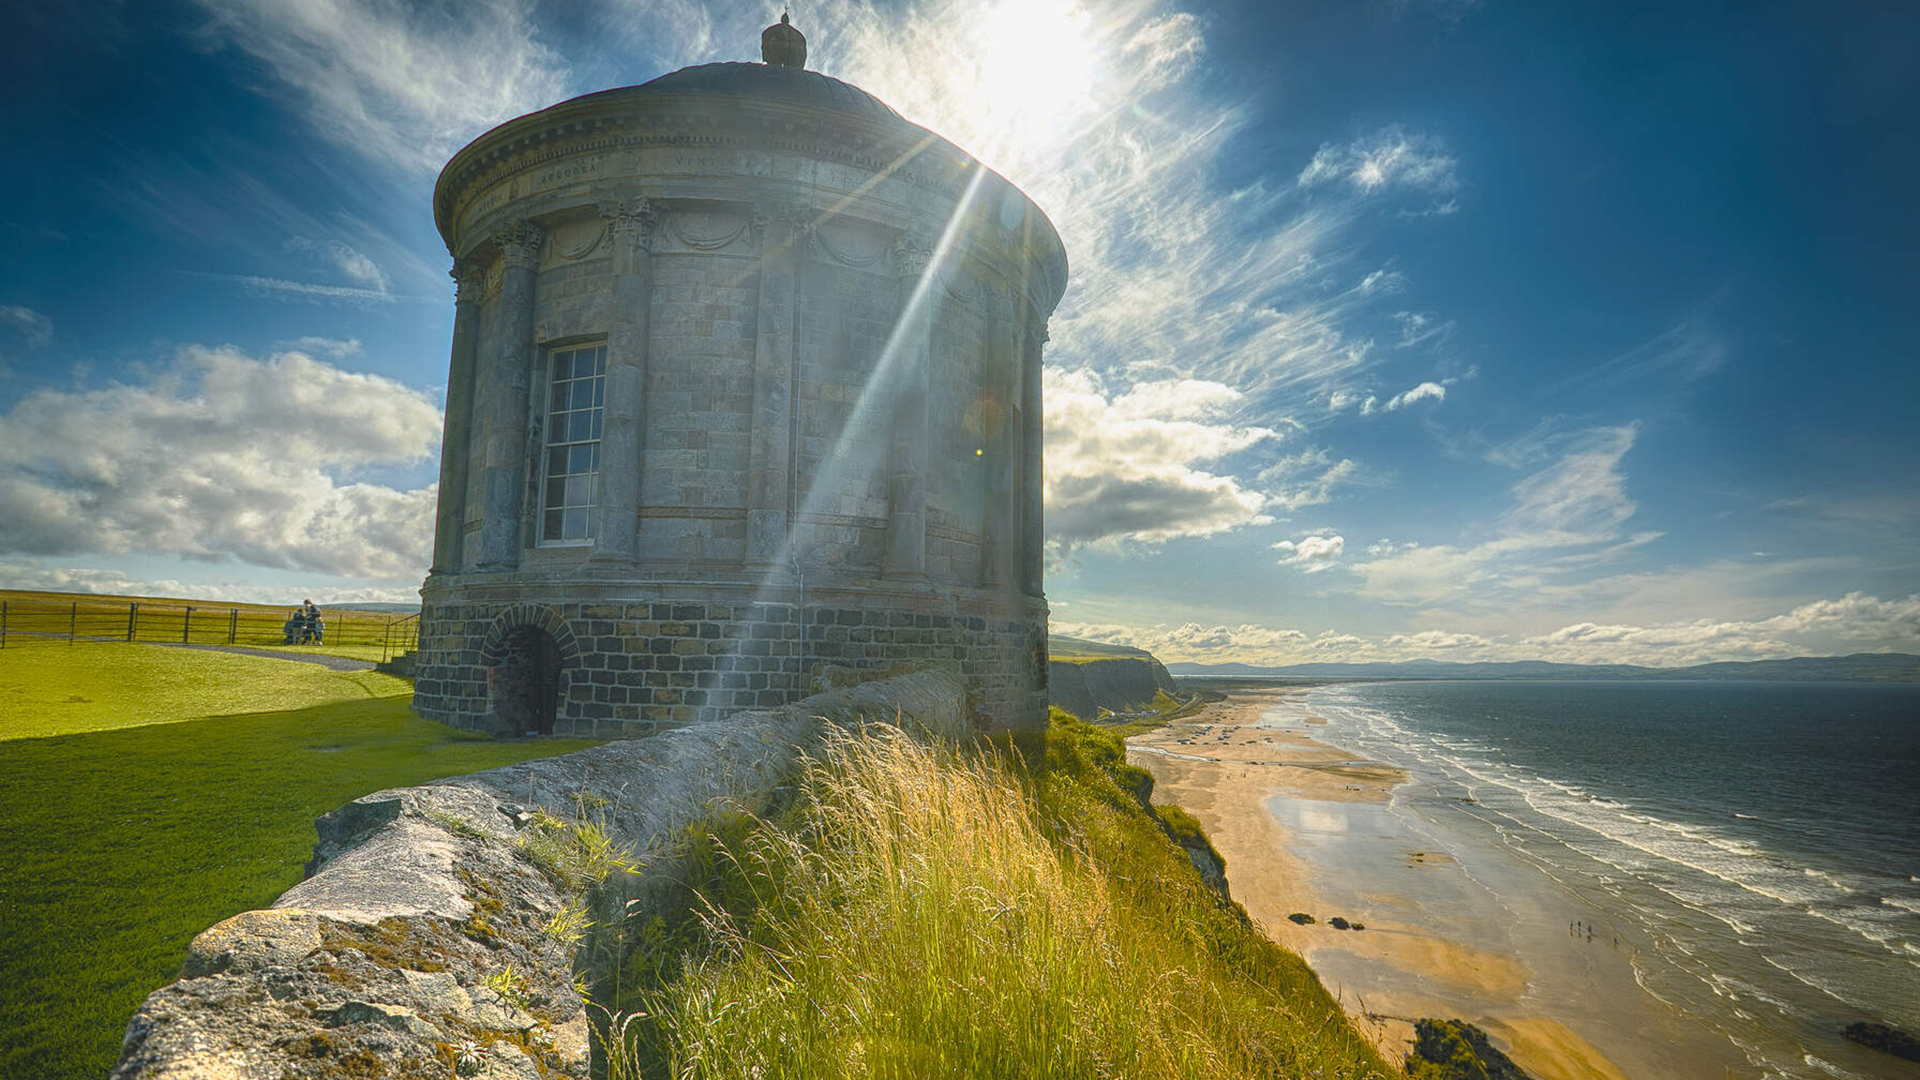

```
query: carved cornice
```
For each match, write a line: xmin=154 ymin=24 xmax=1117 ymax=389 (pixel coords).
xmin=599 ymin=197 xmax=660 ymax=251
xmin=493 ymin=221 xmax=545 ymax=270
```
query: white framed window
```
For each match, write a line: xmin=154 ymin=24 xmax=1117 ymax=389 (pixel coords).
xmin=540 ymin=343 xmax=605 ymax=543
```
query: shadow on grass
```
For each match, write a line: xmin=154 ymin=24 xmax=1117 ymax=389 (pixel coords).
xmin=0 ymin=694 xmax=598 ymax=1080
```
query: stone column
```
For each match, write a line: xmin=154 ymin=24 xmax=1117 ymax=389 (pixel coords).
xmin=1022 ymin=300 xmax=1048 ymax=596
xmin=430 ymin=260 xmax=486 ymax=575
xmin=475 ymin=220 xmax=543 ymax=570
xmin=884 ymin=235 xmax=933 ymax=580
xmin=983 ymin=284 xmax=1021 ymax=587
xmin=590 ymin=198 xmax=659 ymax=565
xmin=746 ymin=205 xmax=804 ymax=567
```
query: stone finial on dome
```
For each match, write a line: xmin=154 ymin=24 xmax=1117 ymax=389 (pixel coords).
xmin=762 ymin=12 xmax=807 ymax=69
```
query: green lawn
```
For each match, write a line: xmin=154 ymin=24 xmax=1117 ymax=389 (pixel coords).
xmin=0 ymin=647 xmax=598 ymax=1080
xmin=0 ymin=642 xmax=409 ymax=739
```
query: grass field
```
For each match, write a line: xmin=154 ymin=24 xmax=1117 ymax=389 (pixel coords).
xmin=0 ymin=647 xmax=596 ymax=1080
xmin=0 ymin=642 xmax=409 ymax=739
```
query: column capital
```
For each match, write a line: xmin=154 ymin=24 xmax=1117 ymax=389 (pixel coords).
xmin=600 ymin=197 xmax=660 ymax=251
xmin=450 ymin=259 xmax=487 ymax=304
xmin=892 ymin=233 xmax=934 ymax=282
xmin=492 ymin=221 xmax=545 ymax=270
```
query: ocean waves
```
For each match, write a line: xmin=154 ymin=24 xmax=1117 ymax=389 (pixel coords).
xmin=1304 ymin=681 xmax=1920 ymax=1078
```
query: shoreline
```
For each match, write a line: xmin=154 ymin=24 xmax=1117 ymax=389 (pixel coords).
xmin=1127 ymin=687 xmax=1659 ymax=1080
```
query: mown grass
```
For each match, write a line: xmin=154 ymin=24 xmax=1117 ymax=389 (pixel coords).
xmin=0 ymin=649 xmax=597 ymax=1080
xmin=601 ymin=712 xmax=1392 ymax=1080
xmin=0 ymin=642 xmax=410 ymax=740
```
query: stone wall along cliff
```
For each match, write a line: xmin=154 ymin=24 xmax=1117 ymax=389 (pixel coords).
xmin=109 ymin=671 xmax=967 ymax=1080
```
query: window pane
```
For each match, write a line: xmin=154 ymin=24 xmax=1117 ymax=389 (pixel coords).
xmin=590 ymin=412 xmax=603 ymax=440
xmin=551 ymin=382 xmax=568 ymax=410
xmin=563 ymin=507 xmax=588 ymax=538
xmin=593 ymin=380 xmax=605 ymax=407
xmin=548 ymin=446 xmax=568 ymax=475
xmin=551 ymin=352 xmax=572 ymax=381
xmin=592 ymin=348 xmax=606 ymax=375
xmin=589 ymin=444 xmax=601 ymax=470
xmin=570 ymin=411 xmax=592 ymax=442
xmin=565 ymin=475 xmax=592 ymax=506
xmin=546 ymin=478 xmax=566 ymax=506
xmin=570 ymin=445 xmax=593 ymax=473
xmin=544 ymin=509 xmax=565 ymax=540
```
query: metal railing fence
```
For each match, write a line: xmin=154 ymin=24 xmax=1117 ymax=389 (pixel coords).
xmin=0 ymin=592 xmax=420 ymax=656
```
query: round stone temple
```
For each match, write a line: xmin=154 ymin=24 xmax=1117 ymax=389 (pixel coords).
xmin=762 ymin=12 xmax=807 ymax=69
xmin=421 ymin=20 xmax=1066 ymax=738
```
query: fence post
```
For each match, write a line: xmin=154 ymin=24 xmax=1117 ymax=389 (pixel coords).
xmin=69 ymin=601 xmax=77 ymax=645
xmin=128 ymin=602 xmax=138 ymax=642
xmin=183 ymin=607 xmax=192 ymax=643
xmin=229 ymin=608 xmax=238 ymax=644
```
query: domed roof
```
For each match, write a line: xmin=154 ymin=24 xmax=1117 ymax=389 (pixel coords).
xmin=627 ymin=61 xmax=904 ymax=126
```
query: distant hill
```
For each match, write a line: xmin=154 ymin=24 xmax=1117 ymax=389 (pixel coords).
xmin=1164 ymin=653 xmax=1920 ymax=683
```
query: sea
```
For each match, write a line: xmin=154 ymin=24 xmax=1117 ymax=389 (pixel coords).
xmin=1301 ymin=680 xmax=1920 ymax=1080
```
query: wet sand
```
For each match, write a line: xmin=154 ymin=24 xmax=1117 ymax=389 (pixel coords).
xmin=1127 ymin=688 xmax=1648 ymax=1080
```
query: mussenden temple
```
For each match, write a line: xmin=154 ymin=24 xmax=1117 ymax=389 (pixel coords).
xmin=412 ymin=15 xmax=1066 ymax=738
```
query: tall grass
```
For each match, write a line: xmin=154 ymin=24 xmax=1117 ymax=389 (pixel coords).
xmin=609 ymin=720 xmax=1392 ymax=1080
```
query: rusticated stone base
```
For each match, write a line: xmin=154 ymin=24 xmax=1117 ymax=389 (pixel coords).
xmin=413 ymin=579 xmax=1047 ymax=737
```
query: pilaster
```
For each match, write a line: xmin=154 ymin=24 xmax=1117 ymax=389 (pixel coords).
xmin=883 ymin=233 xmax=934 ymax=581
xmin=431 ymin=260 xmax=487 ymax=574
xmin=746 ymin=204 xmax=806 ymax=567
xmin=475 ymin=220 xmax=543 ymax=570
xmin=590 ymin=199 xmax=659 ymax=564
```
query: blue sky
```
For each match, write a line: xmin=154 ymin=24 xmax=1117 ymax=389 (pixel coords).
xmin=1 ymin=0 xmax=1915 ymax=665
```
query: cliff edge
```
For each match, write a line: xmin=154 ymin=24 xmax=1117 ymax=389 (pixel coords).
xmin=1048 ymin=635 xmax=1179 ymax=720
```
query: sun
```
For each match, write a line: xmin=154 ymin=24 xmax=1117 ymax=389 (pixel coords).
xmin=973 ymin=0 xmax=1101 ymax=149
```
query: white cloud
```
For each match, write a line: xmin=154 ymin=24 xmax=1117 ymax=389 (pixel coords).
xmin=1297 ymin=126 xmax=1459 ymax=195
xmin=1393 ymin=311 xmax=1453 ymax=348
xmin=0 ymin=345 xmax=441 ymax=579
xmin=189 ymin=0 xmax=571 ymax=175
xmin=1057 ymin=590 xmax=1920 ymax=669
xmin=1273 ymin=533 xmax=1345 ymax=572
xmin=1 ymin=305 xmax=53 ymax=348
xmin=0 ymin=561 xmax=422 ymax=605
xmin=1043 ymin=367 xmax=1276 ymax=551
xmin=1383 ymin=380 xmax=1447 ymax=411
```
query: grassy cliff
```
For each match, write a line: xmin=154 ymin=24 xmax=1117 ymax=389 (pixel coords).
xmin=598 ymin=710 xmax=1394 ymax=1079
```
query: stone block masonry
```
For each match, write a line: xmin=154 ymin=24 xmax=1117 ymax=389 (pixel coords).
xmin=109 ymin=671 xmax=970 ymax=1080
xmin=413 ymin=583 xmax=1047 ymax=738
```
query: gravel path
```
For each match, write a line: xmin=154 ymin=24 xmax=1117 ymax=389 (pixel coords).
xmin=160 ymin=642 xmax=376 ymax=672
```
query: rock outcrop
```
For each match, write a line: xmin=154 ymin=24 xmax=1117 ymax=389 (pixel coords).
xmin=1844 ymin=1021 xmax=1920 ymax=1062
xmin=110 ymin=671 xmax=967 ymax=1080
xmin=1049 ymin=656 xmax=1178 ymax=720
xmin=1407 ymin=1018 xmax=1532 ymax=1080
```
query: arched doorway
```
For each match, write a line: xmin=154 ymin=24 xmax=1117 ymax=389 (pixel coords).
xmin=492 ymin=625 xmax=564 ymax=735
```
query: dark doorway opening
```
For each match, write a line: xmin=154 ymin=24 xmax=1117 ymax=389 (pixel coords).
xmin=493 ymin=625 xmax=563 ymax=735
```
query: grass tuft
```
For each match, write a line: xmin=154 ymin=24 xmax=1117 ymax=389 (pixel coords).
xmin=600 ymin=717 xmax=1392 ymax=1080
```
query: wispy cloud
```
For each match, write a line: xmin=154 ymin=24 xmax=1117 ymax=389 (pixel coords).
xmin=189 ymin=0 xmax=571 ymax=175
xmin=1348 ymin=424 xmax=1651 ymax=607
xmin=1 ymin=305 xmax=54 ymax=348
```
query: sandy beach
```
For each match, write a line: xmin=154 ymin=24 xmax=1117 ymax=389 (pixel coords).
xmin=1127 ymin=688 xmax=1674 ymax=1080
